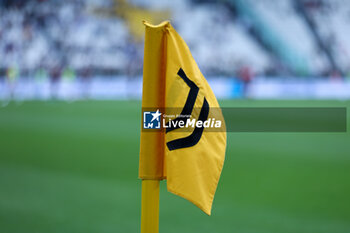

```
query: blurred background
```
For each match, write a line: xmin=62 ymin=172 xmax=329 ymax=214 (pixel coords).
xmin=1 ymin=0 xmax=350 ymax=100
xmin=0 ymin=0 xmax=349 ymax=233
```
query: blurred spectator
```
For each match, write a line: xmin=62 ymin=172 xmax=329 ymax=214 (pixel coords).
xmin=79 ymin=66 xmax=92 ymax=99
xmin=49 ymin=64 xmax=62 ymax=99
xmin=3 ymin=66 xmax=19 ymax=103
xmin=238 ymin=66 xmax=254 ymax=98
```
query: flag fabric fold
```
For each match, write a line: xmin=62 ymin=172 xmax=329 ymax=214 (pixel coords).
xmin=139 ymin=21 xmax=226 ymax=215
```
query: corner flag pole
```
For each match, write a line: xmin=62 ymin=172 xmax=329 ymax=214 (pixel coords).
xmin=141 ymin=180 xmax=160 ymax=233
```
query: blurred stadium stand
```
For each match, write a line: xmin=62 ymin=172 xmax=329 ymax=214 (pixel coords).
xmin=0 ymin=0 xmax=350 ymax=100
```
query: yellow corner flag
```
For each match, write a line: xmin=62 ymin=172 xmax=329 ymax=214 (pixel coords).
xmin=139 ymin=20 xmax=226 ymax=225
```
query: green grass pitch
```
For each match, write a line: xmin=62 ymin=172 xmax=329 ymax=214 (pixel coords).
xmin=0 ymin=100 xmax=349 ymax=233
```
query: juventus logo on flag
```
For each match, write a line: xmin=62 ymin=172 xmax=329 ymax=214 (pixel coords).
xmin=166 ymin=68 xmax=209 ymax=151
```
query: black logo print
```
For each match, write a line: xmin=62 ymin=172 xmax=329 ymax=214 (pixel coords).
xmin=166 ymin=68 xmax=209 ymax=151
